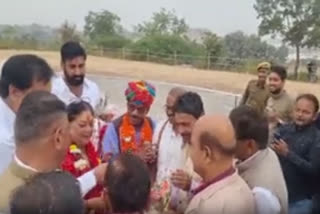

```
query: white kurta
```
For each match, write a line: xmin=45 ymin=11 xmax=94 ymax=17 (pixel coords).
xmin=0 ymin=98 xmax=15 ymax=174
xmin=153 ymin=120 xmax=194 ymax=212
xmin=51 ymin=74 xmax=101 ymax=110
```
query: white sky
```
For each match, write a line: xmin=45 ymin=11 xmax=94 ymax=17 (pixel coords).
xmin=0 ymin=0 xmax=259 ymax=36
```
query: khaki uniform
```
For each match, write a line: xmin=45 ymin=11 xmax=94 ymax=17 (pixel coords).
xmin=0 ymin=160 xmax=35 ymax=213
xmin=241 ymin=80 xmax=269 ymax=115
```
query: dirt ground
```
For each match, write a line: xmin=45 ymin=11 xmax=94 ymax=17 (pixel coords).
xmin=0 ymin=49 xmax=319 ymax=98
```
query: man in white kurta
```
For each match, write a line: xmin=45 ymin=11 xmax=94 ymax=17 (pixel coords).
xmin=153 ymin=87 xmax=199 ymax=213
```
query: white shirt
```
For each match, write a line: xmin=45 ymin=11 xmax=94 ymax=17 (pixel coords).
xmin=14 ymin=155 xmax=96 ymax=196
xmin=51 ymin=74 xmax=101 ymax=110
xmin=0 ymin=98 xmax=16 ymax=174
xmin=154 ymin=120 xmax=185 ymax=182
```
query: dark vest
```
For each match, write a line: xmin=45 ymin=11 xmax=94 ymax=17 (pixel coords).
xmin=112 ymin=115 xmax=154 ymax=152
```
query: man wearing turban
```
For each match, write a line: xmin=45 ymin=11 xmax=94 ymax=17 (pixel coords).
xmin=102 ymin=80 xmax=156 ymax=164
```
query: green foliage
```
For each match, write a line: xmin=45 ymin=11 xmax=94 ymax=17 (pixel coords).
xmin=84 ymin=10 xmax=122 ymax=39
xmin=58 ymin=21 xmax=80 ymax=44
xmin=84 ymin=10 xmax=129 ymax=49
xmin=128 ymin=34 xmax=204 ymax=65
xmin=254 ymin=0 xmax=320 ymax=79
xmin=223 ymin=31 xmax=288 ymax=62
xmin=137 ymin=8 xmax=188 ymax=36
xmin=202 ymin=31 xmax=223 ymax=63
xmin=94 ymin=36 xmax=131 ymax=49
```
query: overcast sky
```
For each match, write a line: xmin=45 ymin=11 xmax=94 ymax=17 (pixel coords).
xmin=0 ymin=0 xmax=259 ymax=35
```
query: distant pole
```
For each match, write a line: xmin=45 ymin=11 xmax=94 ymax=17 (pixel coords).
xmin=100 ymin=47 xmax=104 ymax=56
xmin=146 ymin=49 xmax=150 ymax=62
xmin=174 ymin=51 xmax=177 ymax=65
xmin=122 ymin=47 xmax=126 ymax=59
xmin=207 ymin=52 xmax=211 ymax=70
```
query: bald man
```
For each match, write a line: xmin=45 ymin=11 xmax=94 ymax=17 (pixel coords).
xmin=186 ymin=115 xmax=255 ymax=214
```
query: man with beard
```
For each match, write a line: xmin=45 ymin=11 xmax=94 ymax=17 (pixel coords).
xmin=271 ymin=94 xmax=320 ymax=214
xmin=170 ymin=92 xmax=204 ymax=200
xmin=51 ymin=41 xmax=100 ymax=110
xmin=240 ymin=62 xmax=270 ymax=115
xmin=102 ymin=80 xmax=156 ymax=164
xmin=265 ymin=65 xmax=293 ymax=126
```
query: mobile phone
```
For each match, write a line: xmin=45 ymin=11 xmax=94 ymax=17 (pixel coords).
xmin=273 ymin=133 xmax=282 ymax=142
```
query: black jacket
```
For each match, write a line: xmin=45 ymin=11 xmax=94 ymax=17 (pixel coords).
xmin=275 ymin=123 xmax=320 ymax=204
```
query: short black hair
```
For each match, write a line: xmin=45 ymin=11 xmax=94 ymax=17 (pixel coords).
xmin=61 ymin=41 xmax=86 ymax=62
xmin=229 ymin=105 xmax=269 ymax=150
xmin=174 ymin=92 xmax=204 ymax=119
xmin=270 ymin=65 xmax=287 ymax=81
xmin=10 ymin=171 xmax=84 ymax=214
xmin=105 ymin=154 xmax=151 ymax=213
xmin=0 ymin=55 xmax=53 ymax=98
xmin=67 ymin=101 xmax=94 ymax=122
xmin=296 ymin=93 xmax=320 ymax=113
xmin=15 ymin=91 xmax=67 ymax=144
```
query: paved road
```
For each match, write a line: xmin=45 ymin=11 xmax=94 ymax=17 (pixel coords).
xmin=89 ymin=75 xmax=241 ymax=121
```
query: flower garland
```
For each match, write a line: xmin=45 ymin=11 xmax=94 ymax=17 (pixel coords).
xmin=119 ymin=114 xmax=153 ymax=153
xmin=62 ymin=142 xmax=103 ymax=202
xmin=150 ymin=180 xmax=171 ymax=212
xmin=65 ymin=142 xmax=101 ymax=176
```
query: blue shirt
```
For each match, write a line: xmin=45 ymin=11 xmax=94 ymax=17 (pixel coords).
xmin=102 ymin=118 xmax=156 ymax=156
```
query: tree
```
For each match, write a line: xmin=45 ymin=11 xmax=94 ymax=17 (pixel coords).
xmin=84 ymin=10 xmax=122 ymax=40
xmin=137 ymin=8 xmax=188 ymax=37
xmin=254 ymin=0 xmax=318 ymax=79
xmin=223 ymin=31 xmax=289 ymax=63
xmin=223 ymin=31 xmax=250 ymax=59
xmin=202 ymin=31 xmax=223 ymax=64
xmin=58 ymin=21 xmax=79 ymax=43
xmin=84 ymin=10 xmax=129 ymax=49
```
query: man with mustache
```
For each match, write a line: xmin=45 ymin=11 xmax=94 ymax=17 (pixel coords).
xmin=265 ymin=65 xmax=293 ymax=126
xmin=102 ymin=80 xmax=156 ymax=164
xmin=271 ymin=94 xmax=320 ymax=214
xmin=152 ymin=87 xmax=189 ymax=213
xmin=170 ymin=92 xmax=204 ymax=203
xmin=51 ymin=41 xmax=100 ymax=110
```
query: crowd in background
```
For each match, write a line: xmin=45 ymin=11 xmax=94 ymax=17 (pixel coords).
xmin=0 ymin=41 xmax=319 ymax=214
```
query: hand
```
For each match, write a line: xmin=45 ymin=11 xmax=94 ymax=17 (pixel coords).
xmin=102 ymin=153 xmax=113 ymax=163
xmin=93 ymin=163 xmax=108 ymax=185
xmin=170 ymin=169 xmax=192 ymax=191
xmin=271 ymin=139 xmax=289 ymax=156
xmin=136 ymin=144 xmax=157 ymax=164
xmin=85 ymin=197 xmax=106 ymax=213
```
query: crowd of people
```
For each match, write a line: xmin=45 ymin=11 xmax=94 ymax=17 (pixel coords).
xmin=0 ymin=41 xmax=319 ymax=214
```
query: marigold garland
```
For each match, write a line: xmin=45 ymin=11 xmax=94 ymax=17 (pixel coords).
xmin=119 ymin=113 xmax=152 ymax=153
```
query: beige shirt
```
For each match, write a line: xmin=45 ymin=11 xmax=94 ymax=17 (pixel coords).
xmin=185 ymin=171 xmax=255 ymax=214
xmin=266 ymin=90 xmax=293 ymax=124
xmin=238 ymin=149 xmax=288 ymax=214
